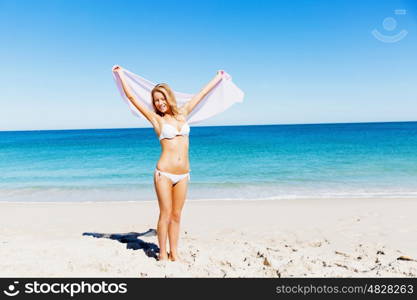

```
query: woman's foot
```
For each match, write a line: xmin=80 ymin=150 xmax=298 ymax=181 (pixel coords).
xmin=157 ymin=252 xmax=169 ymax=261
xmin=168 ymin=252 xmax=180 ymax=262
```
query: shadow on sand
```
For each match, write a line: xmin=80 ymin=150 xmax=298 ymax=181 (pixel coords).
xmin=83 ymin=229 xmax=159 ymax=259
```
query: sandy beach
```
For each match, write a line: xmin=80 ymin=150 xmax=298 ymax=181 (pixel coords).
xmin=0 ymin=198 xmax=416 ymax=277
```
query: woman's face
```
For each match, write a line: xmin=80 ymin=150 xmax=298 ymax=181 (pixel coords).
xmin=153 ymin=91 xmax=169 ymax=114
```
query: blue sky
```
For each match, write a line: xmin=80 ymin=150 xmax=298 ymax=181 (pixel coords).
xmin=0 ymin=0 xmax=416 ymax=131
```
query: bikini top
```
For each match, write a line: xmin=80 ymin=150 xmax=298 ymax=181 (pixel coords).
xmin=159 ymin=120 xmax=190 ymax=140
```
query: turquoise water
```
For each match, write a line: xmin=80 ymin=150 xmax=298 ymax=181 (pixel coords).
xmin=1 ymin=122 xmax=417 ymax=202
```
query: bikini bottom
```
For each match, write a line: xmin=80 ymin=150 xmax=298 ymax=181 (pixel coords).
xmin=154 ymin=168 xmax=191 ymax=185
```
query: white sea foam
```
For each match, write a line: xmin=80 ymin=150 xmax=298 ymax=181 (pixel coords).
xmin=2 ymin=186 xmax=417 ymax=203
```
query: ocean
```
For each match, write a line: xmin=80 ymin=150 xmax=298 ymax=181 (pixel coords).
xmin=1 ymin=122 xmax=416 ymax=202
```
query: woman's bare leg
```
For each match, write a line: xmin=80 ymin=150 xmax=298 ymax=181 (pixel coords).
xmin=154 ymin=172 xmax=173 ymax=261
xmin=168 ymin=177 xmax=189 ymax=261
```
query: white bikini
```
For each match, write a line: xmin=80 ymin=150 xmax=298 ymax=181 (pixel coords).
xmin=159 ymin=120 xmax=190 ymax=140
xmin=154 ymin=120 xmax=191 ymax=185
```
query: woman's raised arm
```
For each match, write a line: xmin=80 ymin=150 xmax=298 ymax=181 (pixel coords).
xmin=113 ymin=66 xmax=160 ymax=127
xmin=182 ymin=71 xmax=224 ymax=116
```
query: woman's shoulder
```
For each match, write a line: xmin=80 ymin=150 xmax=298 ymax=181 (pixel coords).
xmin=176 ymin=108 xmax=188 ymax=121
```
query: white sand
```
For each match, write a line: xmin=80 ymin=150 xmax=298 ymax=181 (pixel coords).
xmin=0 ymin=198 xmax=416 ymax=277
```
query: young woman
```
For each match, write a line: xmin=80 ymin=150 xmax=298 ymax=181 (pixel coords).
xmin=113 ymin=66 xmax=223 ymax=261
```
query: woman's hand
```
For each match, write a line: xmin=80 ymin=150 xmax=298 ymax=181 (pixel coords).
xmin=215 ymin=70 xmax=225 ymax=82
xmin=112 ymin=65 xmax=122 ymax=73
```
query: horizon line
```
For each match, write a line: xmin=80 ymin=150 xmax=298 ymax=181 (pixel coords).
xmin=1 ymin=120 xmax=416 ymax=133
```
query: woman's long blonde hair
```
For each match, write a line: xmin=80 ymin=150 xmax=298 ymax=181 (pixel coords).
xmin=151 ymin=83 xmax=180 ymax=118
